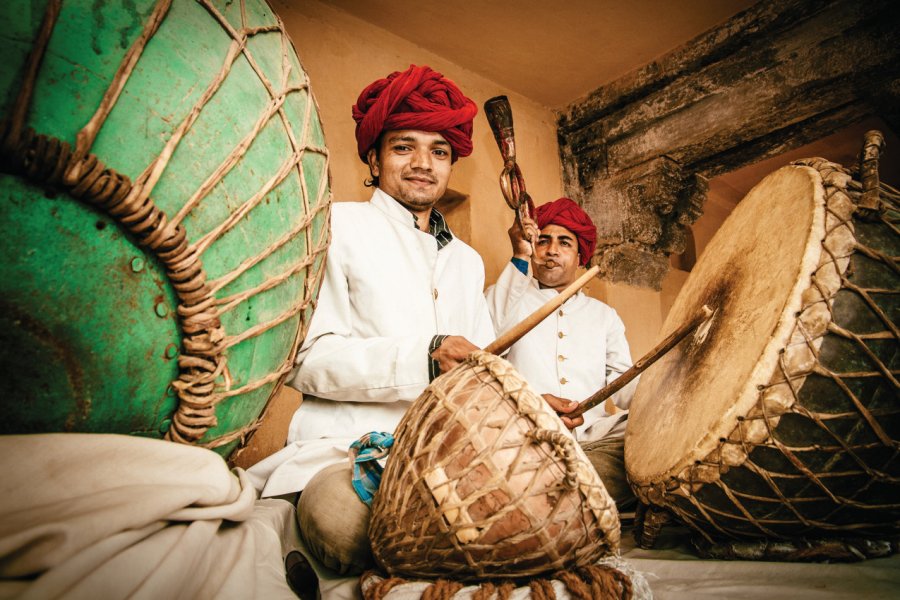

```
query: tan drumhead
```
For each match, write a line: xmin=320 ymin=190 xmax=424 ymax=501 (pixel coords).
xmin=626 ymin=165 xmax=826 ymax=486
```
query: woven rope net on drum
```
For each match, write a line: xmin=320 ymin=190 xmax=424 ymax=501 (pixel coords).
xmin=666 ymin=159 xmax=899 ymax=541
xmin=0 ymin=0 xmax=330 ymax=449
xmin=370 ymin=352 xmax=617 ymax=581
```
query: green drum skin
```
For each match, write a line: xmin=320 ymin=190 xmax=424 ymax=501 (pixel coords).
xmin=0 ymin=0 xmax=330 ymax=457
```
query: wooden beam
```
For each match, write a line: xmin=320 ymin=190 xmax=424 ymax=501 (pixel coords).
xmin=558 ymin=0 xmax=900 ymax=288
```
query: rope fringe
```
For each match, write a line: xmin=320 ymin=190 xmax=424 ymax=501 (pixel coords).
xmin=361 ymin=564 xmax=633 ymax=600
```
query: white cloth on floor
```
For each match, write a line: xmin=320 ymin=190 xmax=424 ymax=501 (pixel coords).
xmin=0 ymin=433 xmax=302 ymax=600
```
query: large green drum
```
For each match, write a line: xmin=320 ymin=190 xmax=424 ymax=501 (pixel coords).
xmin=0 ymin=0 xmax=330 ymax=457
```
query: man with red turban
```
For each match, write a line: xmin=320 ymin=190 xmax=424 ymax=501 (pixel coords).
xmin=247 ymin=65 xmax=494 ymax=592
xmin=486 ymin=197 xmax=637 ymax=508
xmin=352 ymin=64 xmax=477 ymax=164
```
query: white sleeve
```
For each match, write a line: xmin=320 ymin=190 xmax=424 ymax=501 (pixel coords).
xmin=469 ymin=264 xmax=499 ymax=350
xmin=289 ymin=226 xmax=431 ymax=404
xmin=605 ymin=311 xmax=637 ymax=410
xmin=484 ymin=261 xmax=532 ymax=338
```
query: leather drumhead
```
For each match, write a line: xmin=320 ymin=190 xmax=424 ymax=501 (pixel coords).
xmin=626 ymin=166 xmax=827 ymax=486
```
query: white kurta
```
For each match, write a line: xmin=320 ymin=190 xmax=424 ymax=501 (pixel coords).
xmin=485 ymin=261 xmax=636 ymax=442
xmin=248 ymin=189 xmax=495 ymax=497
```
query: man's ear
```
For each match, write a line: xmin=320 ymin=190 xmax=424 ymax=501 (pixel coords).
xmin=366 ymin=148 xmax=380 ymax=178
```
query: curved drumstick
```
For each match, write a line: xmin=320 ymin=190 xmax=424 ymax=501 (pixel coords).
xmin=484 ymin=265 xmax=601 ymax=356
xmin=568 ymin=305 xmax=714 ymax=419
xmin=484 ymin=95 xmax=542 ymax=263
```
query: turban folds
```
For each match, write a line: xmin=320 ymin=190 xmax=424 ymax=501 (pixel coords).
xmin=534 ymin=198 xmax=597 ymax=267
xmin=352 ymin=65 xmax=477 ymax=163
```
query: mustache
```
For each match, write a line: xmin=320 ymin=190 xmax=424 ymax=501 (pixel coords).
xmin=404 ymin=169 xmax=437 ymax=183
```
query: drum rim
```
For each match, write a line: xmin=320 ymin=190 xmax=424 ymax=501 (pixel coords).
xmin=626 ymin=164 xmax=829 ymax=488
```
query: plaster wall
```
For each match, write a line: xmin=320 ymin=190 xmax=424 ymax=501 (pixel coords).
xmin=237 ymin=0 xmax=566 ymax=466
xmin=268 ymin=0 xmax=691 ymax=358
xmin=271 ymin=0 xmax=563 ymax=288
xmin=237 ymin=0 xmax=685 ymax=467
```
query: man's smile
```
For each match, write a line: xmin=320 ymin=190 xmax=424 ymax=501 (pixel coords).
xmin=404 ymin=174 xmax=436 ymax=185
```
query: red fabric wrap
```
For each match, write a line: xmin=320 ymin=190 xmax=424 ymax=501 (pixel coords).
xmin=352 ymin=65 xmax=477 ymax=163
xmin=534 ymin=197 xmax=597 ymax=266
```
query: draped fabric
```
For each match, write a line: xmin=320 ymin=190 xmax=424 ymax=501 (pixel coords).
xmin=352 ymin=65 xmax=477 ymax=162
xmin=0 ymin=433 xmax=302 ymax=600
xmin=534 ymin=197 xmax=597 ymax=266
xmin=348 ymin=431 xmax=395 ymax=506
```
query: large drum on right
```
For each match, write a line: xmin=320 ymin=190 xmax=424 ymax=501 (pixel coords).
xmin=626 ymin=159 xmax=898 ymax=540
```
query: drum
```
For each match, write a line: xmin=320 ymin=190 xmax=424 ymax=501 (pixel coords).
xmin=626 ymin=158 xmax=899 ymax=541
xmin=369 ymin=351 xmax=619 ymax=581
xmin=0 ymin=0 xmax=330 ymax=457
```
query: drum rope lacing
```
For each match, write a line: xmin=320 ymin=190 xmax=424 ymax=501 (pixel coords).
xmin=0 ymin=0 xmax=330 ymax=449
xmin=641 ymin=157 xmax=899 ymax=543
xmin=360 ymin=563 xmax=634 ymax=600
xmin=369 ymin=352 xmax=620 ymax=581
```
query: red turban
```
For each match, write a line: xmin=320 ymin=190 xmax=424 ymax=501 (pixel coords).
xmin=534 ymin=197 xmax=597 ymax=266
xmin=352 ymin=65 xmax=477 ymax=163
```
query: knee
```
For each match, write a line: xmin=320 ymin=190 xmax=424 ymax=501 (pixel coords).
xmin=580 ymin=438 xmax=635 ymax=509
xmin=296 ymin=462 xmax=374 ymax=575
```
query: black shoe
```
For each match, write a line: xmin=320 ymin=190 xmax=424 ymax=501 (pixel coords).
xmin=285 ymin=550 xmax=319 ymax=600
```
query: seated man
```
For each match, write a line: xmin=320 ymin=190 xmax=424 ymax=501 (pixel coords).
xmin=248 ymin=64 xmax=494 ymax=589
xmin=485 ymin=197 xmax=637 ymax=507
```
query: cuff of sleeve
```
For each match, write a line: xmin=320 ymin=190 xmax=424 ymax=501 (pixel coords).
xmin=510 ymin=256 xmax=529 ymax=276
xmin=428 ymin=334 xmax=449 ymax=382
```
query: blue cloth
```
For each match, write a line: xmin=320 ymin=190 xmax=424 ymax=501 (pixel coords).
xmin=511 ymin=256 xmax=529 ymax=275
xmin=348 ymin=432 xmax=395 ymax=506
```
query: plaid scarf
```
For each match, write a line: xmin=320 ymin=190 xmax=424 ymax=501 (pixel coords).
xmin=348 ymin=431 xmax=395 ymax=506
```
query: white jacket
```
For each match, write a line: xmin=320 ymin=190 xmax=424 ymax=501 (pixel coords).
xmin=485 ymin=261 xmax=635 ymax=442
xmin=248 ymin=189 xmax=494 ymax=496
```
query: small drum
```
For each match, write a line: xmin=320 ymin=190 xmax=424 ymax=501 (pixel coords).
xmin=626 ymin=157 xmax=899 ymax=541
xmin=369 ymin=351 xmax=619 ymax=581
xmin=0 ymin=0 xmax=330 ymax=456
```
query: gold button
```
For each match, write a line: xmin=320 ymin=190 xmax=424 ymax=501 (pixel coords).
xmin=433 ymin=288 xmax=439 ymax=300
xmin=558 ymin=309 xmax=564 ymax=317
xmin=558 ymin=355 xmax=566 ymax=362
xmin=558 ymin=331 xmax=565 ymax=339
xmin=560 ymin=377 xmax=568 ymax=385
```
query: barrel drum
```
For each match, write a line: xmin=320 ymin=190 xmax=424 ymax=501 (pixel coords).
xmin=0 ymin=0 xmax=330 ymax=456
xmin=626 ymin=153 xmax=899 ymax=543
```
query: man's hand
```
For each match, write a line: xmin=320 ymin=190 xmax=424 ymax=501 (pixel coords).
xmin=508 ymin=214 xmax=539 ymax=260
xmin=431 ymin=336 xmax=480 ymax=374
xmin=541 ymin=393 xmax=584 ymax=430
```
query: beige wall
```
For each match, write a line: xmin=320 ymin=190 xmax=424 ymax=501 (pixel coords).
xmin=269 ymin=0 xmax=713 ymax=360
xmin=239 ymin=0 xmax=722 ymax=465
xmin=272 ymin=0 xmax=563 ymax=287
xmin=237 ymin=0 xmax=568 ymax=465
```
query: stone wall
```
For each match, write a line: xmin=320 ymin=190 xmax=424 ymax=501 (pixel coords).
xmin=557 ymin=0 xmax=900 ymax=289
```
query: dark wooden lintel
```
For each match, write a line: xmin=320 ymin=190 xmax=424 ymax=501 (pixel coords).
xmin=558 ymin=0 xmax=900 ymax=288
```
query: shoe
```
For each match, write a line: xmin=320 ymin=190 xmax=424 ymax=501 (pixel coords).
xmin=285 ymin=550 xmax=319 ymax=600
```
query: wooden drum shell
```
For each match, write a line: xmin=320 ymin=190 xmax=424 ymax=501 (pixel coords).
xmin=370 ymin=351 xmax=619 ymax=581
xmin=626 ymin=160 xmax=899 ymax=540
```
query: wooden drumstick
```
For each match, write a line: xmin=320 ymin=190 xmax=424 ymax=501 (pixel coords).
xmin=484 ymin=265 xmax=601 ymax=356
xmin=858 ymin=130 xmax=885 ymax=217
xmin=484 ymin=95 xmax=544 ymax=264
xmin=568 ymin=304 xmax=714 ymax=419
